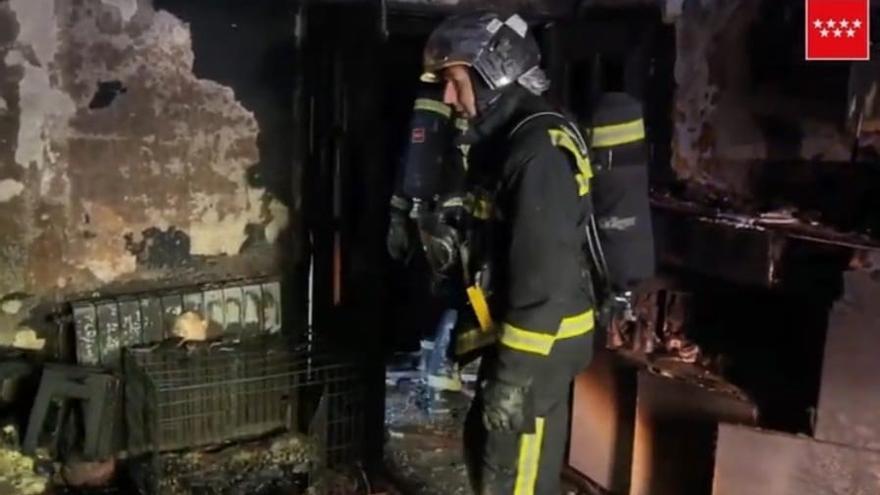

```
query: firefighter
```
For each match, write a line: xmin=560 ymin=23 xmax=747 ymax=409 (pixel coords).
xmin=387 ymin=83 xmax=463 ymax=266
xmin=387 ymin=83 xmax=470 ymax=396
xmin=419 ymin=11 xmax=598 ymax=494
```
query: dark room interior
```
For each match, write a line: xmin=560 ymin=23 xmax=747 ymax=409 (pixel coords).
xmin=1 ymin=1 xmax=880 ymax=494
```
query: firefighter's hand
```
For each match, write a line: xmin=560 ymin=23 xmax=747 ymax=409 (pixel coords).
xmin=480 ymin=378 xmax=534 ymax=433
xmin=387 ymin=210 xmax=411 ymax=262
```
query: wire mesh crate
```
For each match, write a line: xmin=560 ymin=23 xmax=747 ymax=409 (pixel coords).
xmin=124 ymin=336 xmax=365 ymax=466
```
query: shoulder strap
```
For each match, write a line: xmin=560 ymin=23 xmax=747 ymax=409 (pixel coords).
xmin=509 ymin=111 xmax=594 ymax=196
xmin=508 ymin=111 xmax=590 ymax=156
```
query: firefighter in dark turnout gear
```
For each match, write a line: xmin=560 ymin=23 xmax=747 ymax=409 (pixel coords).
xmin=421 ymin=11 xmax=596 ymax=494
xmin=387 ymin=83 xmax=466 ymax=266
xmin=387 ymin=83 xmax=472 ymax=394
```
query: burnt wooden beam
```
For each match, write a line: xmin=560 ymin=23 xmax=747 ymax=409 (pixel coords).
xmin=652 ymin=206 xmax=784 ymax=287
xmin=652 ymin=194 xmax=880 ymax=289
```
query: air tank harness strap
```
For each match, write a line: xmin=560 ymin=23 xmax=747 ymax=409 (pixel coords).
xmin=508 ymin=111 xmax=593 ymax=197
xmin=548 ymin=127 xmax=593 ymax=196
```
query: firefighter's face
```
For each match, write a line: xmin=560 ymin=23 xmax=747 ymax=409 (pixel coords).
xmin=441 ymin=65 xmax=477 ymax=119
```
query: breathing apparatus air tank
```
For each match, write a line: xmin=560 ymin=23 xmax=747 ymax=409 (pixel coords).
xmin=585 ymin=92 xmax=656 ymax=293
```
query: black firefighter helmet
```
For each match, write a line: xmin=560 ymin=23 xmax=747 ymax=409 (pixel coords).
xmin=420 ymin=11 xmax=550 ymax=99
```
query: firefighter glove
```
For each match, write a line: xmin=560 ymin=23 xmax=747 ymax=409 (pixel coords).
xmin=418 ymin=207 xmax=462 ymax=276
xmin=387 ymin=196 xmax=412 ymax=262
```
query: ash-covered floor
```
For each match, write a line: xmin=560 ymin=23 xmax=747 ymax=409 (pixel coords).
xmin=383 ymin=357 xmax=474 ymax=495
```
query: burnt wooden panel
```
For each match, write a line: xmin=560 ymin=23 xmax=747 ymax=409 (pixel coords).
xmin=653 ymin=208 xmax=778 ymax=287
xmin=242 ymin=284 xmax=264 ymax=335
xmin=222 ymin=286 xmax=244 ymax=336
xmin=73 ymin=302 xmax=99 ymax=365
xmin=161 ymin=294 xmax=183 ymax=338
xmin=815 ymin=271 xmax=880 ymax=450
xmin=630 ymin=371 xmax=757 ymax=495
xmin=119 ymin=298 xmax=143 ymax=348
xmin=262 ymin=282 xmax=281 ymax=334
xmin=713 ymin=424 xmax=880 ymax=495
xmin=203 ymin=289 xmax=225 ymax=335
xmin=568 ymin=350 xmax=637 ymax=494
xmin=140 ymin=296 xmax=164 ymax=343
xmin=96 ymin=301 xmax=121 ymax=367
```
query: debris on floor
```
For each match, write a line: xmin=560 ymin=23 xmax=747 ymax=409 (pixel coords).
xmin=133 ymin=432 xmax=320 ymax=495
xmin=384 ymin=354 xmax=624 ymax=495
xmin=0 ymin=436 xmax=49 ymax=495
xmin=306 ymin=467 xmax=366 ymax=495
xmin=384 ymin=354 xmax=472 ymax=495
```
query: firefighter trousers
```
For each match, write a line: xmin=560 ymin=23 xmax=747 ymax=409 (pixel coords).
xmin=463 ymin=333 xmax=593 ymax=495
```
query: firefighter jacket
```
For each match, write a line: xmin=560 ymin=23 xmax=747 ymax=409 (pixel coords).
xmin=457 ymin=95 xmax=597 ymax=385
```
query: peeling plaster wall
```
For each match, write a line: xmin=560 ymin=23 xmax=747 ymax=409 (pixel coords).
xmin=671 ymin=0 xmax=854 ymax=197
xmin=0 ymin=0 xmax=295 ymax=347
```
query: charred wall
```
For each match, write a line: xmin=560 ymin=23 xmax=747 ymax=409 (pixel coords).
xmin=0 ymin=0 xmax=298 ymax=350
xmin=673 ymin=0 xmax=850 ymax=184
xmin=668 ymin=0 xmax=880 ymax=225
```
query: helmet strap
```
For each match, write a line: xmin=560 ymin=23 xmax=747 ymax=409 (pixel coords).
xmin=470 ymin=69 xmax=503 ymax=115
xmin=455 ymin=82 xmax=527 ymax=146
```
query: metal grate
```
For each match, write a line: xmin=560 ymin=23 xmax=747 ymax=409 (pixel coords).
xmin=124 ymin=336 xmax=364 ymax=461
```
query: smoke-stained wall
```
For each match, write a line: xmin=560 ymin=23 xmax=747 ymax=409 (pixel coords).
xmin=671 ymin=0 xmax=855 ymax=196
xmin=0 ymin=0 xmax=297 ymax=349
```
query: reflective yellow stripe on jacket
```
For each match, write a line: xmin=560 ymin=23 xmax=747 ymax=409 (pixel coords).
xmin=414 ymin=98 xmax=452 ymax=118
xmin=557 ymin=310 xmax=595 ymax=339
xmin=499 ymin=309 xmax=595 ymax=356
xmin=456 ymin=309 xmax=594 ymax=356
xmin=590 ymin=118 xmax=645 ymax=148
xmin=500 ymin=324 xmax=556 ymax=355
xmin=456 ymin=327 xmax=498 ymax=355
xmin=548 ymin=128 xmax=593 ymax=196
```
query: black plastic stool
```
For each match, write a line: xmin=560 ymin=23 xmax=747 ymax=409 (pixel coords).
xmin=23 ymin=364 xmax=119 ymax=460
